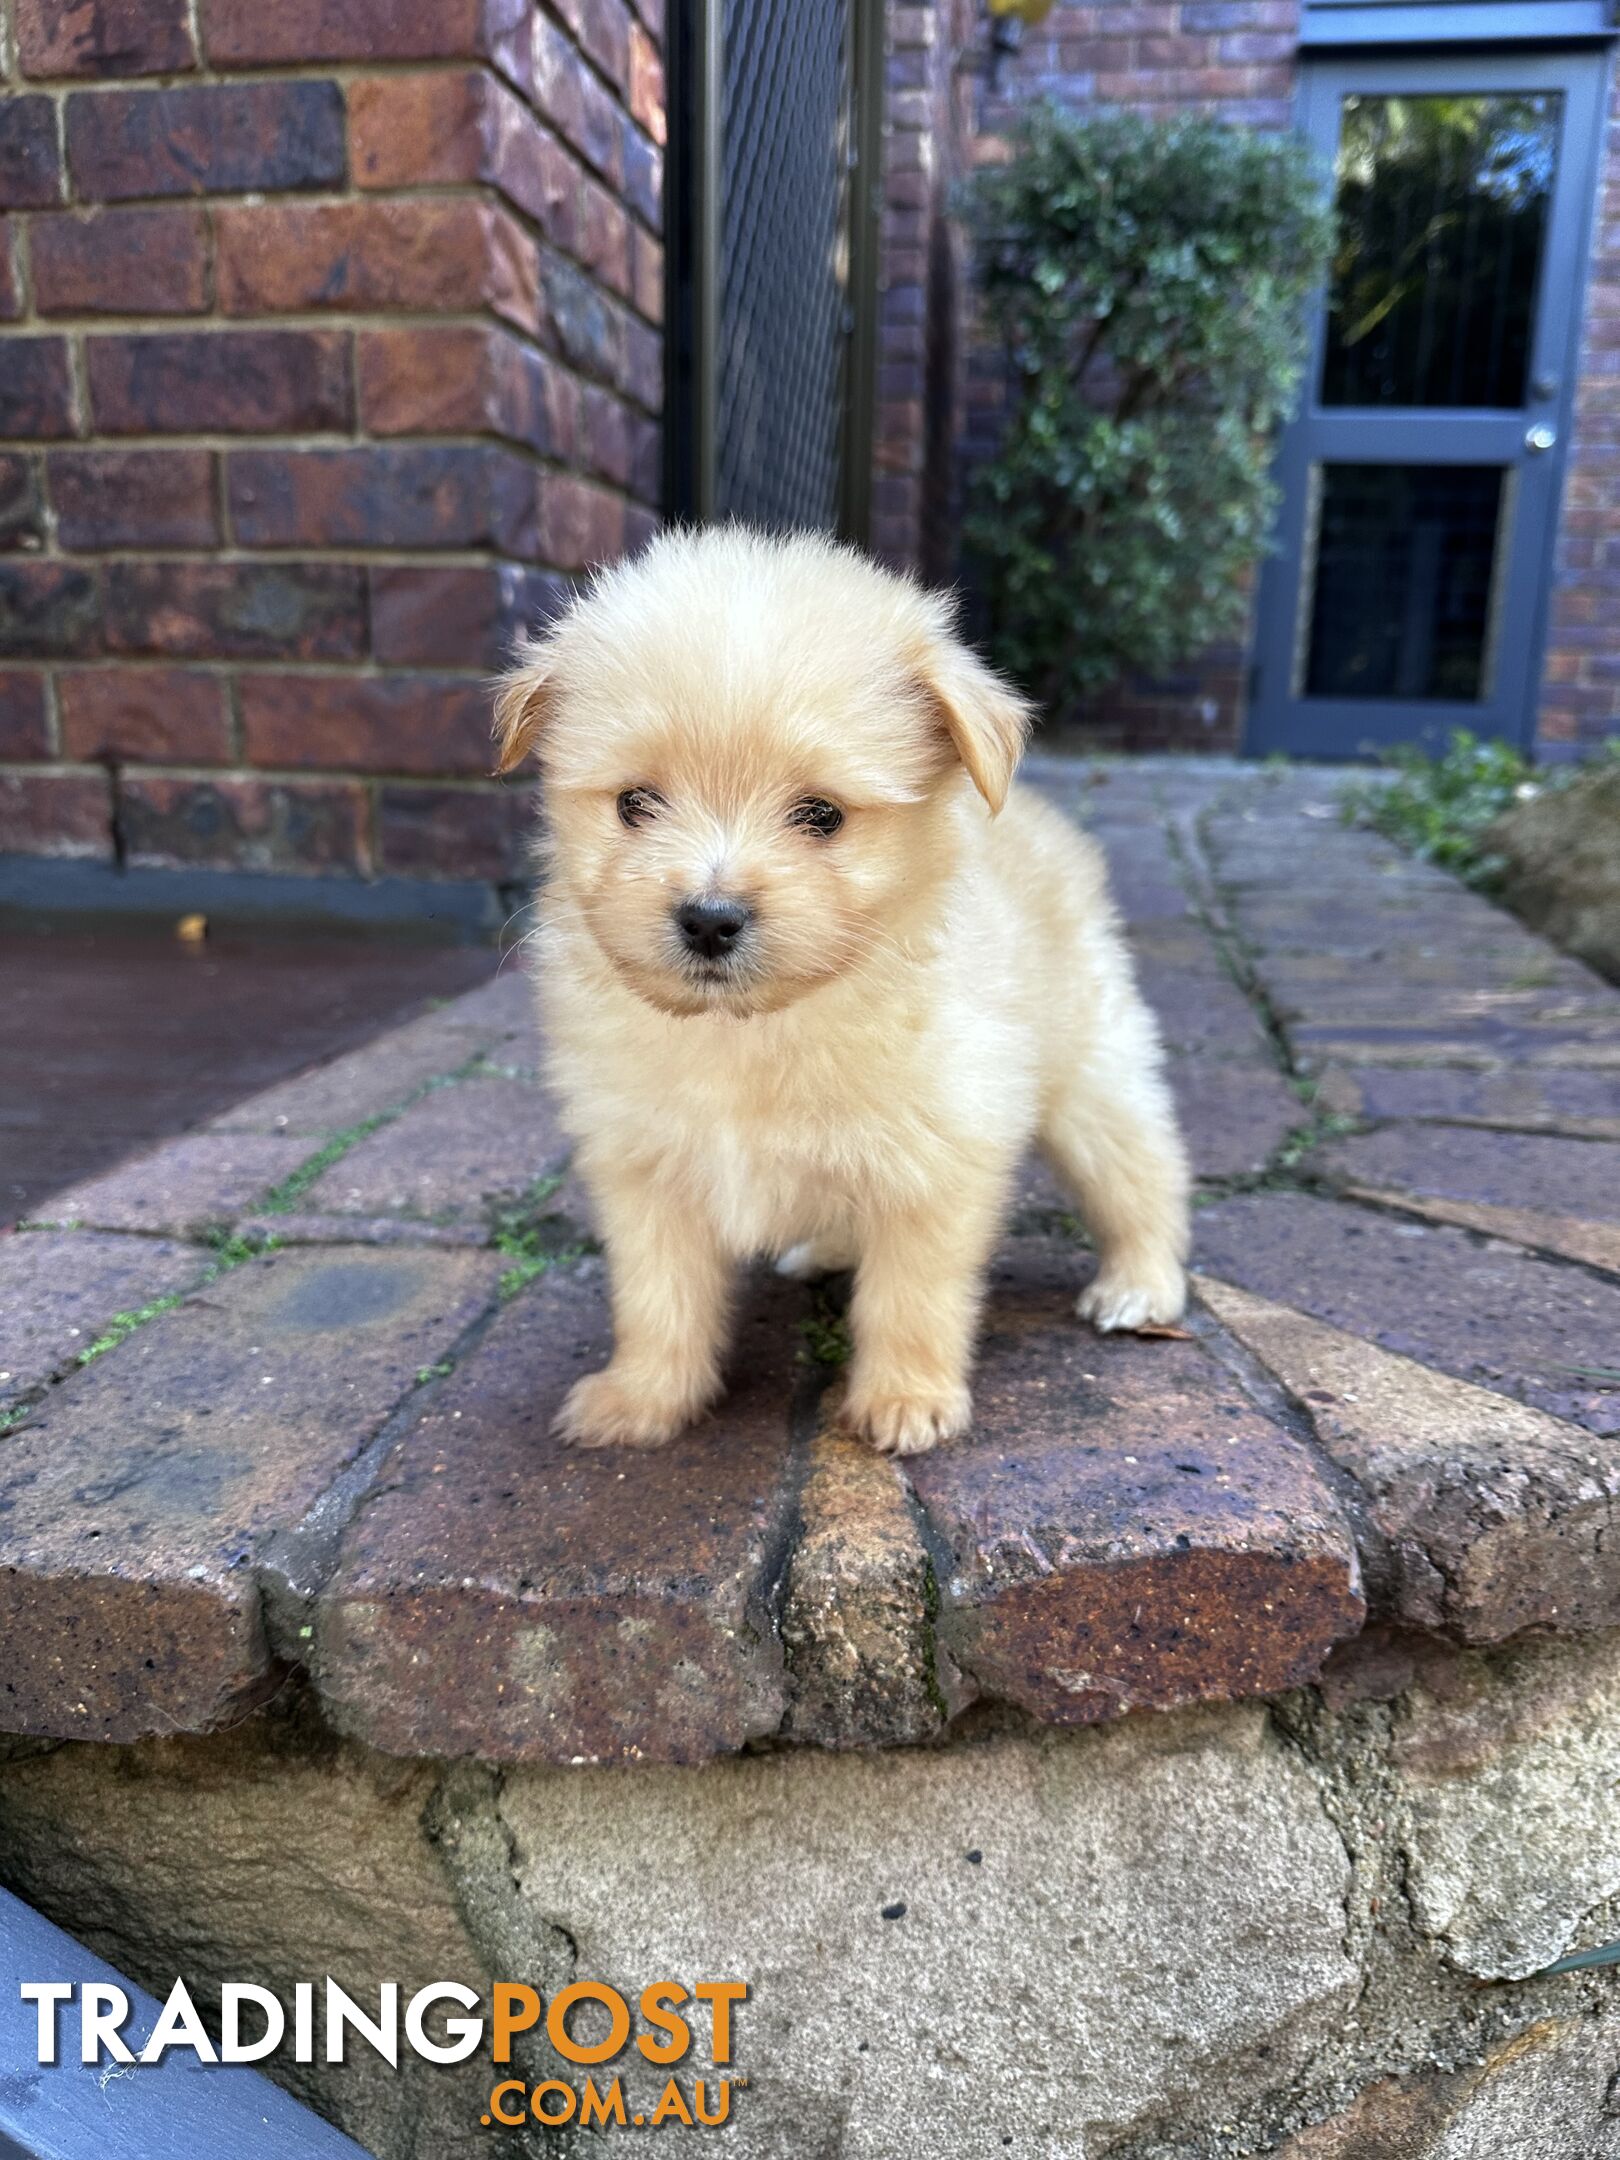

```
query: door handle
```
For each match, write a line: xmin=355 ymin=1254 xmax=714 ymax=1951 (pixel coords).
xmin=1525 ymin=424 xmax=1557 ymax=453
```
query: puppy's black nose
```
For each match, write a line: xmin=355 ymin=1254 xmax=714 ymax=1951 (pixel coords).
xmin=675 ymin=895 xmax=752 ymax=961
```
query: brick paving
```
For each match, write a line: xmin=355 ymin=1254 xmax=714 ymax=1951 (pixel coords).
xmin=3 ymin=758 xmax=1618 ymax=1763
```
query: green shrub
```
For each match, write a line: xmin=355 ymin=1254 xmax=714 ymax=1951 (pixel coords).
xmin=1345 ymin=729 xmax=1619 ymax=885
xmin=961 ymin=105 xmax=1333 ymax=714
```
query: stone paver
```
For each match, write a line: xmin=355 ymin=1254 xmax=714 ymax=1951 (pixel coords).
xmin=7 ymin=757 xmax=1620 ymax=1763
xmin=1196 ymin=1193 xmax=1620 ymax=1438
xmin=315 ymin=1263 xmax=804 ymax=1765
xmin=210 ymin=967 xmax=537 ymax=1137
xmin=28 ymin=1132 xmax=306 ymax=1235
xmin=1199 ymin=1276 xmax=1620 ymax=1642
xmin=0 ymin=1245 xmax=500 ymax=1740
xmin=1315 ymin=1061 xmax=1620 ymax=1139
xmin=782 ymin=1430 xmax=958 ymax=1749
xmin=0 ymin=1230 xmax=215 ymax=1409
xmin=909 ymin=1242 xmax=1364 ymax=1722
xmin=1312 ymin=1122 xmax=1620 ymax=1275
xmin=293 ymin=1071 xmax=567 ymax=1224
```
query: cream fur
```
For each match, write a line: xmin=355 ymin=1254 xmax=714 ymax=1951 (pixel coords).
xmin=497 ymin=526 xmax=1190 ymax=1456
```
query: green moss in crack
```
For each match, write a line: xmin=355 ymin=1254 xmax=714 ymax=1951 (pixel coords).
xmin=489 ymin=1173 xmax=593 ymax=1300
xmin=257 ymin=1112 xmax=395 ymax=1215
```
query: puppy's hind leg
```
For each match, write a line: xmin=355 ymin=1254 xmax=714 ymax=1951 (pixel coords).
xmin=1041 ymin=1032 xmax=1190 ymax=1334
xmin=556 ymin=1160 xmax=732 ymax=1447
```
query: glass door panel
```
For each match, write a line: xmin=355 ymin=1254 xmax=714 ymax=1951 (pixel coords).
xmin=1250 ymin=51 xmax=1606 ymax=758
xmin=1322 ymin=93 xmax=1561 ymax=410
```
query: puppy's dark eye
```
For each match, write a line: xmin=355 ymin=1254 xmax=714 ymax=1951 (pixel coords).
xmin=617 ymin=787 xmax=664 ymax=828
xmin=788 ymin=797 xmax=844 ymax=838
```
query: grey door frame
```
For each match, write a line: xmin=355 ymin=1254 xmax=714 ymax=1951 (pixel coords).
xmin=1248 ymin=45 xmax=1612 ymax=758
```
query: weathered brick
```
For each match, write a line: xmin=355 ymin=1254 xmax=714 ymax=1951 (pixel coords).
xmin=532 ymin=13 xmax=586 ymax=144
xmin=581 ymin=385 xmax=633 ymax=487
xmin=0 ymin=97 xmax=62 ymax=208
xmin=36 ymin=1131 xmax=305 ymax=1235
xmin=66 ymin=80 xmax=345 ymax=202
xmin=909 ymin=1241 xmax=1362 ymax=1722
xmin=0 ymin=671 xmax=51 ymax=757
xmin=214 ymin=199 xmax=538 ymax=332
xmin=313 ymin=1266 xmax=800 ymax=1763
xmin=631 ymin=413 xmax=660 ymax=503
xmin=631 ymin=223 xmax=662 ymax=322
xmin=239 ymin=673 xmax=495 ymax=777
xmin=579 ymin=0 xmax=632 ymax=93
xmin=298 ymin=1070 xmax=566 ymax=1220
xmin=49 ymin=448 xmax=218 ymax=550
xmin=58 ymin=667 xmax=229 ymax=763
xmin=350 ymin=67 xmax=568 ymax=234
xmin=228 ymin=445 xmax=538 ymax=555
xmin=377 ymin=782 xmax=535 ymax=882
xmin=357 ymin=325 xmax=566 ymax=454
xmin=622 ymin=119 xmax=661 ymax=226
xmin=0 ymin=221 xmax=20 ymax=319
xmin=119 ymin=772 xmax=371 ymax=872
xmin=86 ymin=330 xmax=352 ymax=435
xmin=628 ymin=18 xmax=666 ymax=142
xmin=16 ymin=0 xmax=196 ymax=79
xmin=541 ymin=252 xmax=621 ymax=381
xmin=30 ymin=206 xmax=209 ymax=315
xmin=0 ymin=770 xmax=110 ymax=855
xmin=580 ymin=177 xmax=631 ymax=296
xmin=0 ymin=1245 xmax=500 ymax=1740
xmin=0 ymin=455 xmax=46 ymax=552
xmin=0 ymin=1232 xmax=211 ymax=1409
xmin=622 ymin=312 xmax=661 ymax=410
xmin=203 ymin=0 xmax=528 ymax=82
xmin=0 ymin=563 xmax=100 ymax=658
xmin=104 ymin=562 xmax=364 ymax=661
xmin=0 ymin=337 xmax=76 ymax=439
xmin=369 ymin=563 xmax=566 ymax=670
xmin=538 ymin=471 xmax=625 ymax=569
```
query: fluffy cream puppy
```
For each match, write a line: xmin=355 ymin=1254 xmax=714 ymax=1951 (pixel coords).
xmin=495 ymin=526 xmax=1189 ymax=1456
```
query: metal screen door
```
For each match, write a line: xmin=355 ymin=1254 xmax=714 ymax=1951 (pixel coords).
xmin=665 ymin=0 xmax=881 ymax=538
xmin=1250 ymin=50 xmax=1609 ymax=756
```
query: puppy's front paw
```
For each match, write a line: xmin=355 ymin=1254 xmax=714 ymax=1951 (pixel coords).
xmin=1077 ymin=1259 xmax=1187 ymax=1334
xmin=554 ymin=1367 xmax=705 ymax=1449
xmin=840 ymin=1382 xmax=972 ymax=1458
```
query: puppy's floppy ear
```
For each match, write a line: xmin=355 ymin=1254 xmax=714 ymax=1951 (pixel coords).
xmin=492 ymin=636 xmax=558 ymax=775
xmin=914 ymin=632 xmax=1032 ymax=816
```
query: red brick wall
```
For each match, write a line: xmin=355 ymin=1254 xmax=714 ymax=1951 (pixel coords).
xmin=1540 ymin=64 xmax=1620 ymax=760
xmin=0 ymin=0 xmax=663 ymax=885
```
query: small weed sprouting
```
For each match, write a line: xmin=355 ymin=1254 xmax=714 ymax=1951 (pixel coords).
xmin=489 ymin=1170 xmax=591 ymax=1300
xmin=799 ymin=1288 xmax=853 ymax=1370
xmin=415 ymin=1359 xmax=455 ymax=1387
xmin=1342 ymin=729 xmax=1532 ymax=886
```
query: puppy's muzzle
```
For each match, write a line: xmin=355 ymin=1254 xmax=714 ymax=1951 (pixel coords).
xmin=674 ymin=895 xmax=753 ymax=963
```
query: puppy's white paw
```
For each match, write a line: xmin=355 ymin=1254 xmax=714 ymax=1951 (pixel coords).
xmin=1077 ymin=1261 xmax=1186 ymax=1334
xmin=841 ymin=1383 xmax=972 ymax=1458
xmin=554 ymin=1367 xmax=705 ymax=1449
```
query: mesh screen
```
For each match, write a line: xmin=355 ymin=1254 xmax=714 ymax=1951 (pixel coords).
xmin=715 ymin=0 xmax=851 ymax=530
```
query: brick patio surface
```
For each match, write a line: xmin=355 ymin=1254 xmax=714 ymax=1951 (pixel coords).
xmin=3 ymin=760 xmax=1619 ymax=1762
